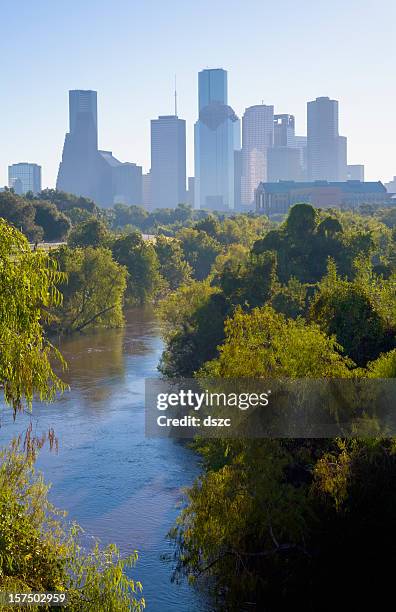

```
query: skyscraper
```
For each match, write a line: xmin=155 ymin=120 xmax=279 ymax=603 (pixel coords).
xmin=194 ymin=69 xmax=240 ymax=210
xmin=8 ymin=163 xmax=41 ymax=194
xmin=57 ymin=90 xmax=103 ymax=202
xmin=273 ymin=114 xmax=295 ymax=147
xmin=150 ymin=115 xmax=186 ymax=209
xmin=198 ymin=68 xmax=227 ymax=111
xmin=307 ymin=96 xmax=347 ymax=182
xmin=347 ymin=164 xmax=365 ymax=181
xmin=57 ymin=90 xmax=142 ymax=206
xmin=240 ymin=104 xmax=274 ymax=207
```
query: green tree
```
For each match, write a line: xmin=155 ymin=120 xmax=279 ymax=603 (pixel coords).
xmin=0 ymin=190 xmax=42 ymax=242
xmin=51 ymin=246 xmax=127 ymax=333
xmin=0 ymin=219 xmax=66 ymax=411
xmin=309 ymin=260 xmax=391 ymax=366
xmin=201 ymin=304 xmax=354 ymax=378
xmin=177 ymin=228 xmax=222 ymax=280
xmin=68 ymin=218 xmax=110 ymax=248
xmin=33 ymin=200 xmax=71 ymax=241
xmin=154 ymin=235 xmax=192 ymax=290
xmin=112 ymin=231 xmax=163 ymax=304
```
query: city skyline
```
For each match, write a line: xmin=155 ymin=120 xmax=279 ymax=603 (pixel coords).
xmin=1 ymin=0 xmax=395 ymax=189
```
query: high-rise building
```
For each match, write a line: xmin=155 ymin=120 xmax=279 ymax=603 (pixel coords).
xmin=142 ymin=171 xmax=152 ymax=209
xmin=240 ymin=104 xmax=274 ymax=207
xmin=187 ymin=176 xmax=195 ymax=208
xmin=198 ymin=68 xmax=227 ymax=111
xmin=307 ymin=96 xmax=347 ymax=182
xmin=194 ymin=68 xmax=240 ymax=210
xmin=268 ymin=147 xmax=302 ymax=182
xmin=57 ymin=90 xmax=142 ymax=206
xmin=347 ymin=164 xmax=365 ymax=181
xmin=293 ymin=136 xmax=308 ymax=179
xmin=8 ymin=163 xmax=42 ymax=194
xmin=150 ymin=115 xmax=186 ymax=209
xmin=99 ymin=151 xmax=142 ymax=205
xmin=57 ymin=90 xmax=104 ymax=202
xmin=385 ymin=176 xmax=396 ymax=194
xmin=274 ymin=114 xmax=295 ymax=147
xmin=234 ymin=149 xmax=242 ymax=210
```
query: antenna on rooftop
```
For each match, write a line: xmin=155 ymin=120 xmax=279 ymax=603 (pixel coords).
xmin=174 ymin=74 xmax=178 ymax=117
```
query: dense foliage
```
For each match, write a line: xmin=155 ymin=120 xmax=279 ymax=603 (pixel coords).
xmin=158 ymin=203 xmax=396 ymax=610
xmin=50 ymin=245 xmax=127 ymax=334
xmin=0 ymin=219 xmax=66 ymax=411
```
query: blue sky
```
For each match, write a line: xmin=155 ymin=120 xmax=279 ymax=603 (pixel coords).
xmin=1 ymin=0 xmax=395 ymax=187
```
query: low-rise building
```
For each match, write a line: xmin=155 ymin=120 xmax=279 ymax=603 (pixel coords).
xmin=256 ymin=180 xmax=391 ymax=216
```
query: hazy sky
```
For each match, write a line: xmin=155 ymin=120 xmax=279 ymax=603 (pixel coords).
xmin=1 ymin=0 xmax=395 ymax=188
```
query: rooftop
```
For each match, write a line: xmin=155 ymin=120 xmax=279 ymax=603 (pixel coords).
xmin=257 ymin=180 xmax=387 ymax=194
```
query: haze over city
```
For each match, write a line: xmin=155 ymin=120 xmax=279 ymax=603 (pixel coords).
xmin=1 ymin=0 xmax=396 ymax=189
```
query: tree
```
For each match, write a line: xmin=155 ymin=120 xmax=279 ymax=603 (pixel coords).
xmin=0 ymin=442 xmax=145 ymax=611
xmin=154 ymin=235 xmax=192 ymax=290
xmin=51 ymin=246 xmax=127 ymax=333
xmin=158 ymin=281 xmax=227 ymax=376
xmin=201 ymin=304 xmax=354 ymax=378
xmin=37 ymin=189 xmax=97 ymax=214
xmin=33 ymin=200 xmax=71 ymax=241
xmin=309 ymin=260 xmax=391 ymax=366
xmin=112 ymin=231 xmax=163 ymax=304
xmin=112 ymin=204 xmax=149 ymax=230
xmin=177 ymin=228 xmax=222 ymax=280
xmin=68 ymin=218 xmax=110 ymax=248
xmin=0 ymin=219 xmax=66 ymax=411
xmin=0 ymin=190 xmax=42 ymax=242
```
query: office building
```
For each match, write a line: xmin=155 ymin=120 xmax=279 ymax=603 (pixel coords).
xmin=256 ymin=180 xmax=390 ymax=216
xmin=347 ymin=165 xmax=365 ymax=181
xmin=187 ymin=176 xmax=195 ymax=208
xmin=268 ymin=147 xmax=302 ymax=182
xmin=57 ymin=90 xmax=141 ymax=206
xmin=8 ymin=163 xmax=42 ymax=194
xmin=234 ymin=149 xmax=242 ymax=209
xmin=142 ymin=171 xmax=152 ymax=209
xmin=194 ymin=68 xmax=240 ymax=210
xmin=150 ymin=115 xmax=186 ymax=209
xmin=274 ymin=114 xmax=295 ymax=147
xmin=307 ymin=96 xmax=347 ymax=182
xmin=240 ymin=104 xmax=274 ymax=206
xmin=99 ymin=151 xmax=142 ymax=205
xmin=385 ymin=176 xmax=396 ymax=194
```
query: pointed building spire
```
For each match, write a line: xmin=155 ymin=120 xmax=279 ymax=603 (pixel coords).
xmin=174 ymin=74 xmax=178 ymax=117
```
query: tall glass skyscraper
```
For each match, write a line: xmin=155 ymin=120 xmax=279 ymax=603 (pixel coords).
xmin=194 ymin=69 xmax=240 ymax=210
xmin=8 ymin=163 xmax=41 ymax=194
xmin=150 ymin=115 xmax=186 ymax=209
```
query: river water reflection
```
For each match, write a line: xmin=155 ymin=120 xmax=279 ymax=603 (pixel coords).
xmin=0 ymin=308 xmax=208 ymax=611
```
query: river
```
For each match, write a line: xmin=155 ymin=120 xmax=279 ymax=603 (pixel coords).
xmin=0 ymin=308 xmax=208 ymax=612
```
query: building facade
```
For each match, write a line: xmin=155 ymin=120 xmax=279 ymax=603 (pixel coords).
xmin=347 ymin=164 xmax=365 ymax=181
xmin=385 ymin=176 xmax=396 ymax=194
xmin=256 ymin=180 xmax=391 ymax=216
xmin=307 ymin=97 xmax=347 ymax=182
xmin=150 ymin=115 xmax=186 ymax=209
xmin=194 ymin=68 xmax=240 ymax=210
xmin=8 ymin=163 xmax=42 ymax=194
xmin=267 ymin=147 xmax=302 ymax=182
xmin=274 ymin=114 xmax=295 ymax=147
xmin=57 ymin=90 xmax=142 ymax=207
xmin=240 ymin=104 xmax=274 ymax=207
